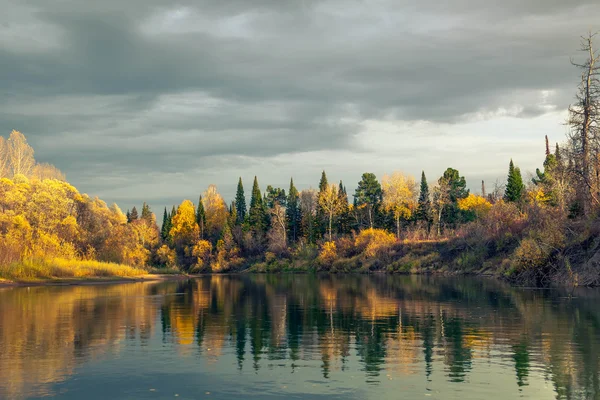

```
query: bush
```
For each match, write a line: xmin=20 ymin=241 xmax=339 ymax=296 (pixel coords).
xmin=354 ymin=229 xmax=397 ymax=258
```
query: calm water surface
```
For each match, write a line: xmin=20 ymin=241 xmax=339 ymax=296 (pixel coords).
xmin=0 ymin=275 xmax=599 ymax=399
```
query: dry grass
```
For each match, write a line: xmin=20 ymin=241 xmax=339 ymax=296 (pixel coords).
xmin=0 ymin=258 xmax=147 ymax=282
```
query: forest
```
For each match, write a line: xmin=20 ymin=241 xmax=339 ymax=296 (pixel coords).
xmin=0 ymin=34 xmax=599 ymax=286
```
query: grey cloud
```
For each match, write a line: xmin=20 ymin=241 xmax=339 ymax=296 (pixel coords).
xmin=0 ymin=0 xmax=597 ymax=210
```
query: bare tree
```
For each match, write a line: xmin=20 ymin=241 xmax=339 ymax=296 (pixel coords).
xmin=568 ymin=32 xmax=600 ymax=214
xmin=7 ymin=130 xmax=35 ymax=177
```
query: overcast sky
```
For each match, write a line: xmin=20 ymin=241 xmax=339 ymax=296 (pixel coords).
xmin=1 ymin=0 xmax=598 ymax=214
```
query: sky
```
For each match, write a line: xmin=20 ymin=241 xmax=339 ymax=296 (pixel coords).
xmin=1 ymin=0 xmax=598 ymax=214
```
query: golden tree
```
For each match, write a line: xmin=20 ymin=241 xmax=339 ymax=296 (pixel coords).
xmin=382 ymin=172 xmax=417 ymax=239
xmin=7 ymin=130 xmax=35 ymax=177
xmin=318 ymin=184 xmax=343 ymax=242
xmin=202 ymin=185 xmax=228 ymax=241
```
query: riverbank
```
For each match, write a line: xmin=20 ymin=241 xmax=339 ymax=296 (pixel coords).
xmin=0 ymin=273 xmax=195 ymax=288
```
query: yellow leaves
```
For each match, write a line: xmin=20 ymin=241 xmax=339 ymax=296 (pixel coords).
xmin=169 ymin=200 xmax=199 ymax=247
xmin=354 ymin=228 xmax=396 ymax=258
xmin=527 ymin=188 xmax=548 ymax=204
xmin=192 ymin=240 xmax=213 ymax=270
xmin=318 ymin=241 xmax=337 ymax=264
xmin=381 ymin=172 xmax=417 ymax=220
xmin=458 ymin=194 xmax=492 ymax=217
xmin=202 ymin=185 xmax=228 ymax=240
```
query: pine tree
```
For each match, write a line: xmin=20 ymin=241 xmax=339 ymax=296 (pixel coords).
xmin=504 ymin=159 xmax=525 ymax=202
xmin=249 ymin=176 xmax=267 ymax=233
xmin=337 ymin=180 xmax=351 ymax=235
xmin=235 ymin=177 xmax=247 ymax=225
xmin=126 ymin=209 xmax=131 ymax=223
xmin=316 ymin=171 xmax=329 ymax=238
xmin=196 ymin=195 xmax=206 ymax=239
xmin=228 ymin=201 xmax=238 ymax=230
xmin=161 ymin=207 xmax=170 ymax=241
xmin=416 ymin=171 xmax=432 ymax=227
xmin=141 ymin=202 xmax=153 ymax=224
xmin=354 ymin=172 xmax=383 ymax=229
xmin=545 ymin=135 xmax=550 ymax=157
xmin=129 ymin=206 xmax=139 ymax=222
xmin=286 ymin=178 xmax=301 ymax=243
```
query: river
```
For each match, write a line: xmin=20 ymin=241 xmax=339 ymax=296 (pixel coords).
xmin=0 ymin=275 xmax=598 ymax=399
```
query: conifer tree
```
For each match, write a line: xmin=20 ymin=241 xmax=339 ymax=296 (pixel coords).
xmin=337 ymin=180 xmax=351 ymax=235
xmin=235 ymin=177 xmax=247 ymax=225
xmin=286 ymin=178 xmax=301 ymax=243
xmin=126 ymin=209 xmax=131 ymax=223
xmin=354 ymin=172 xmax=383 ymax=229
xmin=129 ymin=206 xmax=139 ymax=222
xmin=196 ymin=195 xmax=206 ymax=239
xmin=228 ymin=201 xmax=238 ymax=230
xmin=416 ymin=171 xmax=432 ymax=227
xmin=161 ymin=207 xmax=170 ymax=241
xmin=249 ymin=176 xmax=267 ymax=233
xmin=316 ymin=171 xmax=329 ymax=238
xmin=504 ymin=159 xmax=525 ymax=202
xmin=141 ymin=202 xmax=153 ymax=224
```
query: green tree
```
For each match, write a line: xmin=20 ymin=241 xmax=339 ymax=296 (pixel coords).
xmin=354 ymin=172 xmax=382 ymax=229
xmin=128 ymin=206 xmax=139 ymax=223
xmin=249 ymin=176 xmax=267 ymax=233
xmin=436 ymin=168 xmax=469 ymax=230
xmin=161 ymin=207 xmax=170 ymax=241
xmin=504 ymin=159 xmax=525 ymax=202
xmin=286 ymin=178 xmax=301 ymax=243
xmin=235 ymin=177 xmax=247 ymax=225
xmin=196 ymin=195 xmax=206 ymax=239
xmin=141 ymin=202 xmax=153 ymax=224
xmin=337 ymin=181 xmax=351 ymax=235
xmin=265 ymin=185 xmax=286 ymax=208
xmin=416 ymin=171 xmax=432 ymax=228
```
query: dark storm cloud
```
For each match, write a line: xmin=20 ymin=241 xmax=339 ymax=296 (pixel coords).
xmin=0 ymin=0 xmax=598 ymax=209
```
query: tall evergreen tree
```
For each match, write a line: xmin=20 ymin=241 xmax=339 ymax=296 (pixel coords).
xmin=337 ymin=180 xmax=351 ymax=235
xmin=229 ymin=201 xmax=238 ymax=230
xmin=416 ymin=171 xmax=432 ymax=227
xmin=504 ymin=159 xmax=525 ymax=202
xmin=315 ymin=170 xmax=329 ymax=238
xmin=196 ymin=195 xmax=206 ymax=239
xmin=286 ymin=178 xmax=301 ymax=243
xmin=235 ymin=177 xmax=247 ymax=225
xmin=129 ymin=206 xmax=139 ymax=222
xmin=161 ymin=207 xmax=170 ymax=241
xmin=249 ymin=176 xmax=267 ymax=233
xmin=141 ymin=202 xmax=153 ymax=224
xmin=354 ymin=172 xmax=382 ymax=229
xmin=126 ymin=209 xmax=131 ymax=222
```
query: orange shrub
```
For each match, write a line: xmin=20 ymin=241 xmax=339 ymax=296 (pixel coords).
xmin=354 ymin=228 xmax=397 ymax=258
xmin=318 ymin=241 xmax=338 ymax=265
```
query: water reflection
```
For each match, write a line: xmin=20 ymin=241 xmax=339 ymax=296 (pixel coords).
xmin=0 ymin=275 xmax=599 ymax=399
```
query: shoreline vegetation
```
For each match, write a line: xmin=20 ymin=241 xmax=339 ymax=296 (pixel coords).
xmin=2 ymin=33 xmax=600 ymax=288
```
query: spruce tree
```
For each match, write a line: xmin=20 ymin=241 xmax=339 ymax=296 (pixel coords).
xmin=126 ymin=209 xmax=131 ymax=223
xmin=337 ymin=180 xmax=351 ymax=235
xmin=235 ymin=177 xmax=247 ymax=225
xmin=161 ymin=207 xmax=169 ymax=240
xmin=129 ymin=206 xmax=139 ymax=222
xmin=286 ymin=178 xmax=301 ymax=243
xmin=504 ymin=159 xmax=525 ymax=202
xmin=354 ymin=172 xmax=383 ymax=229
xmin=196 ymin=195 xmax=206 ymax=239
xmin=141 ymin=202 xmax=153 ymax=224
xmin=416 ymin=171 xmax=432 ymax=226
xmin=229 ymin=201 xmax=238 ymax=230
xmin=248 ymin=176 xmax=267 ymax=233
xmin=316 ymin=171 xmax=329 ymax=237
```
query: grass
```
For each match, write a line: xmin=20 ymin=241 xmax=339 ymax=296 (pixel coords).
xmin=0 ymin=258 xmax=147 ymax=282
